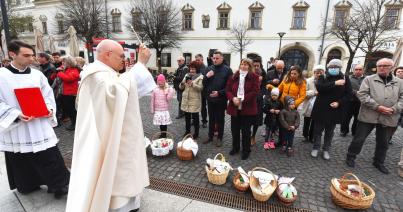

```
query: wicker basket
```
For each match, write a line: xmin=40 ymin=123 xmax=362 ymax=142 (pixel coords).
xmin=177 ymin=134 xmax=196 ymax=161
xmin=276 ymin=183 xmax=298 ymax=206
xmin=205 ymin=153 xmax=230 ymax=185
xmin=250 ymin=167 xmax=278 ymax=202
xmin=233 ymin=172 xmax=250 ymax=192
xmin=330 ymin=173 xmax=375 ymax=210
xmin=150 ymin=131 xmax=174 ymax=156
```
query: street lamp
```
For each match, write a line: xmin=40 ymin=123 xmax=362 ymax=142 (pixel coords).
xmin=277 ymin=32 xmax=286 ymax=58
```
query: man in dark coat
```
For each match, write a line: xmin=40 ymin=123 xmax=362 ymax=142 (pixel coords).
xmin=195 ymin=53 xmax=208 ymax=128
xmin=310 ymin=59 xmax=352 ymax=160
xmin=37 ymin=53 xmax=57 ymax=86
xmin=266 ymin=60 xmax=287 ymax=87
xmin=203 ymin=51 xmax=233 ymax=147
xmin=173 ymin=56 xmax=188 ymax=119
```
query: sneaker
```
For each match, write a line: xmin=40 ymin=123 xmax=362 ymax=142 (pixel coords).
xmin=250 ymin=136 xmax=256 ymax=146
xmin=287 ymin=148 xmax=294 ymax=157
xmin=323 ymin=151 xmax=330 ymax=160
xmin=311 ymin=149 xmax=318 ymax=158
xmin=346 ymin=158 xmax=355 ymax=167
xmin=264 ymin=142 xmax=270 ymax=150
xmin=373 ymin=162 xmax=389 ymax=174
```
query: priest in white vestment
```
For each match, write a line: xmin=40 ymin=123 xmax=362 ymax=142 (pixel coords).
xmin=0 ymin=40 xmax=70 ymax=198
xmin=66 ymin=40 xmax=156 ymax=212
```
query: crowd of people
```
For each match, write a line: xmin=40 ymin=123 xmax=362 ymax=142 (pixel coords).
xmin=165 ymin=51 xmax=403 ymax=176
xmin=0 ymin=39 xmax=402 ymax=211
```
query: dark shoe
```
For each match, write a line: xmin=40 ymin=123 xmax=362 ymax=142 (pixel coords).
xmin=373 ymin=162 xmax=389 ymax=174
xmin=229 ymin=149 xmax=239 ymax=155
xmin=341 ymin=132 xmax=347 ymax=137
xmin=216 ymin=139 xmax=223 ymax=147
xmin=287 ymin=148 xmax=294 ymax=157
xmin=54 ymin=185 xmax=68 ymax=199
xmin=241 ymin=152 xmax=250 ymax=160
xmin=65 ymin=124 xmax=75 ymax=131
xmin=202 ymin=123 xmax=207 ymax=128
xmin=203 ymin=138 xmax=212 ymax=144
xmin=346 ymin=158 xmax=355 ymax=168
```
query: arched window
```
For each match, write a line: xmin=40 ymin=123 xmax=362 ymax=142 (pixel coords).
xmin=326 ymin=49 xmax=342 ymax=65
xmin=111 ymin=8 xmax=122 ymax=32
xmin=280 ymin=49 xmax=309 ymax=70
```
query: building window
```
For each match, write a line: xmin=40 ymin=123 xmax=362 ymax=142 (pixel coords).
xmin=217 ymin=2 xmax=231 ymax=30
xmin=385 ymin=8 xmax=400 ymax=29
xmin=111 ymin=8 xmax=122 ymax=32
xmin=42 ymin=22 xmax=48 ymax=34
xmin=181 ymin=3 xmax=194 ymax=31
xmin=131 ymin=8 xmax=142 ymax=31
xmin=161 ymin=53 xmax=171 ymax=67
xmin=291 ymin=1 xmax=309 ymax=30
xmin=249 ymin=1 xmax=264 ymax=29
xmin=202 ymin=14 xmax=210 ymax=28
xmin=333 ymin=1 xmax=352 ymax=29
xmin=223 ymin=53 xmax=231 ymax=66
xmin=326 ymin=49 xmax=342 ymax=65
xmin=183 ymin=53 xmax=192 ymax=65
xmin=57 ymin=21 xmax=64 ymax=34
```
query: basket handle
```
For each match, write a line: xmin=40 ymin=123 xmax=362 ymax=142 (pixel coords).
xmin=339 ymin=173 xmax=363 ymax=197
xmin=151 ymin=131 xmax=174 ymax=142
xmin=181 ymin=134 xmax=196 ymax=142
xmin=251 ymin=167 xmax=277 ymax=184
xmin=213 ymin=153 xmax=226 ymax=162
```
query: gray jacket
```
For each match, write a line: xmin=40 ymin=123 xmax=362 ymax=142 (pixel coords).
xmin=349 ymin=75 xmax=365 ymax=102
xmin=357 ymin=74 xmax=403 ymax=127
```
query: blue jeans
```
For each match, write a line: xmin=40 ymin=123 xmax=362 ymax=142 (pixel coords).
xmin=283 ymin=130 xmax=295 ymax=148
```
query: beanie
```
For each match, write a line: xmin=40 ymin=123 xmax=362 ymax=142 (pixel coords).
xmin=327 ymin=59 xmax=342 ymax=68
xmin=313 ymin=64 xmax=326 ymax=71
xmin=157 ymin=74 xmax=166 ymax=82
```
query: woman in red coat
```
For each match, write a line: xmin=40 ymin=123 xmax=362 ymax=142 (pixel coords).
xmin=226 ymin=58 xmax=260 ymax=160
xmin=57 ymin=56 xmax=80 ymax=131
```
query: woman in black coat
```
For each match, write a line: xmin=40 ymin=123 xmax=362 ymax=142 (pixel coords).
xmin=310 ymin=59 xmax=352 ymax=160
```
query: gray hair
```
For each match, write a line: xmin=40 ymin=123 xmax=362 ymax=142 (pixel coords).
xmin=376 ymin=58 xmax=394 ymax=66
xmin=62 ymin=56 xmax=77 ymax=68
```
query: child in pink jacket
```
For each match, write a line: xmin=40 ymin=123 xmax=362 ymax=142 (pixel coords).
xmin=151 ymin=74 xmax=175 ymax=138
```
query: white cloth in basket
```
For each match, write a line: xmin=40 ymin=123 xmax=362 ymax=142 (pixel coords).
xmin=206 ymin=158 xmax=233 ymax=173
xmin=177 ymin=138 xmax=198 ymax=156
xmin=249 ymin=171 xmax=278 ymax=192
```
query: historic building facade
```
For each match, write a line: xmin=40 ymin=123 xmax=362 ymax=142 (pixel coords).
xmin=10 ymin=0 xmax=403 ymax=71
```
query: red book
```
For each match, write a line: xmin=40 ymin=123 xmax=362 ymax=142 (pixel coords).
xmin=14 ymin=87 xmax=49 ymax=118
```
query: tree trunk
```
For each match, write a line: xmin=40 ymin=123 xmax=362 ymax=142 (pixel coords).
xmin=345 ymin=51 xmax=356 ymax=75
xmin=86 ymin=40 xmax=95 ymax=63
xmin=240 ymin=48 xmax=243 ymax=62
xmin=156 ymin=49 xmax=162 ymax=71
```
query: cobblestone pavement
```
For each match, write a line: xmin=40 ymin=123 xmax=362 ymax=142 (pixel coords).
xmin=56 ymin=96 xmax=403 ymax=212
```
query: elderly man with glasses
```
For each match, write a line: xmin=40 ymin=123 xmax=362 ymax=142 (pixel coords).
xmin=340 ymin=64 xmax=365 ymax=137
xmin=346 ymin=58 xmax=403 ymax=174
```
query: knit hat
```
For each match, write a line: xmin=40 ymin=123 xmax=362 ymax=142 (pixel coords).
xmin=313 ymin=64 xmax=326 ymax=71
xmin=271 ymin=87 xmax=280 ymax=96
xmin=327 ymin=59 xmax=342 ymax=68
xmin=157 ymin=74 xmax=166 ymax=82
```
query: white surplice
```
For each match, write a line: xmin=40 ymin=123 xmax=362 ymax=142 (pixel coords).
xmin=0 ymin=67 xmax=58 ymax=153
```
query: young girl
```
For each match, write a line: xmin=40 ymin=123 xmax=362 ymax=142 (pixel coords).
xmin=263 ymin=88 xmax=282 ymax=149
xmin=279 ymin=96 xmax=300 ymax=156
xmin=151 ymin=74 xmax=175 ymax=138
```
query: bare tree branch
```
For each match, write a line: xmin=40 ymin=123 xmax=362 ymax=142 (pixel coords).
xmin=226 ymin=22 xmax=253 ymax=61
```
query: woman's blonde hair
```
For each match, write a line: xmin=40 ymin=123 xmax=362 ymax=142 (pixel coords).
xmin=239 ymin=58 xmax=255 ymax=73
xmin=75 ymin=57 xmax=86 ymax=68
xmin=62 ymin=56 xmax=77 ymax=68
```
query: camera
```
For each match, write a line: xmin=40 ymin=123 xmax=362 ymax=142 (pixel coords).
xmin=185 ymin=75 xmax=192 ymax=81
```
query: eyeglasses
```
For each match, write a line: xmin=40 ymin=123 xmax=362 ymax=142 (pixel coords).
xmin=377 ymin=65 xmax=392 ymax=68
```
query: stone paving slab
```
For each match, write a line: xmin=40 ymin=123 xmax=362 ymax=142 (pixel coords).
xmin=55 ymin=96 xmax=403 ymax=212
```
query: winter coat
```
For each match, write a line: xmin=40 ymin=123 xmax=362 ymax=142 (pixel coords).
xmin=57 ymin=67 xmax=80 ymax=95
xmin=179 ymin=74 xmax=204 ymax=113
xmin=301 ymin=77 xmax=317 ymax=117
xmin=311 ymin=72 xmax=352 ymax=124
xmin=279 ymin=96 xmax=300 ymax=129
xmin=277 ymin=79 xmax=307 ymax=107
xmin=266 ymin=69 xmax=287 ymax=87
xmin=255 ymin=68 xmax=267 ymax=125
xmin=226 ymin=71 xmax=260 ymax=116
xmin=357 ymin=74 xmax=403 ymax=127
xmin=263 ymin=96 xmax=282 ymax=127
xmin=150 ymin=86 xmax=175 ymax=113
xmin=203 ymin=63 xmax=233 ymax=103
xmin=349 ymin=74 xmax=365 ymax=102
xmin=173 ymin=64 xmax=188 ymax=91
xmin=40 ymin=62 xmax=57 ymax=86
